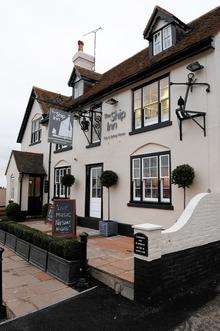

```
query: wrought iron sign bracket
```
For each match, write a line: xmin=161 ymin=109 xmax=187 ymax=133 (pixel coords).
xmin=170 ymin=72 xmax=210 ymax=141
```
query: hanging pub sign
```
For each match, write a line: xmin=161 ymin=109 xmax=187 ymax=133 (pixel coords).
xmin=48 ymin=108 xmax=73 ymax=146
xmin=52 ymin=199 xmax=76 ymax=238
xmin=134 ymin=233 xmax=148 ymax=257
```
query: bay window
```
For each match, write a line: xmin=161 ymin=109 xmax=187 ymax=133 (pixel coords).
xmin=133 ymin=75 xmax=170 ymax=131
xmin=130 ymin=152 xmax=171 ymax=206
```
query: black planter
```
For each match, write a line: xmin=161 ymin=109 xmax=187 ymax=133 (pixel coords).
xmin=16 ymin=238 xmax=30 ymax=260
xmin=99 ymin=220 xmax=118 ymax=237
xmin=47 ymin=252 xmax=80 ymax=284
xmin=0 ymin=230 xmax=6 ymax=245
xmin=5 ymin=233 xmax=17 ymax=250
xmin=29 ymin=244 xmax=48 ymax=271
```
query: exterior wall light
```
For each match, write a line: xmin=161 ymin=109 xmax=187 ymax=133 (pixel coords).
xmin=186 ymin=61 xmax=204 ymax=72
xmin=105 ymin=98 xmax=118 ymax=105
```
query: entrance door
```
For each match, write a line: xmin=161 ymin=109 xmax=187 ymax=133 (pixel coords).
xmin=28 ymin=176 xmax=43 ymax=215
xmin=86 ymin=164 xmax=102 ymax=218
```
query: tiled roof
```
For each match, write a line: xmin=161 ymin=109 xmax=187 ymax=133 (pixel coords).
xmin=75 ymin=66 xmax=102 ymax=82
xmin=11 ymin=150 xmax=46 ymax=175
xmin=68 ymin=6 xmax=220 ymax=109
xmin=33 ymin=86 xmax=71 ymax=113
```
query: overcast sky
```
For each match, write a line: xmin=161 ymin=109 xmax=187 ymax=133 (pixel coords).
xmin=0 ymin=0 xmax=219 ymax=187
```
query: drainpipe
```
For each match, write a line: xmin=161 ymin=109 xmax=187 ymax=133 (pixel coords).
xmin=47 ymin=142 xmax=52 ymax=204
xmin=19 ymin=173 xmax=23 ymax=209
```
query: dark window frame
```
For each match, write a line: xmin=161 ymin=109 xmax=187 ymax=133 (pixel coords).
xmin=54 ymin=144 xmax=72 ymax=154
xmin=30 ymin=118 xmax=41 ymax=145
xmin=53 ymin=165 xmax=71 ymax=198
xmin=131 ymin=74 xmax=171 ymax=134
xmin=129 ymin=151 xmax=173 ymax=209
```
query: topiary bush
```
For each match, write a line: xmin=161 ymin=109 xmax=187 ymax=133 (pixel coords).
xmin=172 ymin=164 xmax=195 ymax=209
xmin=100 ymin=171 xmax=118 ymax=188
xmin=5 ymin=203 xmax=20 ymax=219
xmin=100 ymin=170 xmax=118 ymax=221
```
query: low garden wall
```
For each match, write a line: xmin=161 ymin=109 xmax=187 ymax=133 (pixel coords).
xmin=0 ymin=220 xmax=85 ymax=285
xmin=133 ymin=193 xmax=220 ymax=306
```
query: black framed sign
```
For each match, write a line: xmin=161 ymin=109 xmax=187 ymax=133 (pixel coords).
xmin=52 ymin=199 xmax=76 ymax=238
xmin=48 ymin=108 xmax=73 ymax=146
xmin=134 ymin=233 xmax=148 ymax=256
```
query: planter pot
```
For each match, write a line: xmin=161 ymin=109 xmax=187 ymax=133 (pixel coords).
xmin=29 ymin=244 xmax=48 ymax=271
xmin=99 ymin=220 xmax=118 ymax=237
xmin=5 ymin=233 xmax=17 ymax=250
xmin=0 ymin=230 xmax=6 ymax=245
xmin=16 ymin=238 xmax=30 ymax=260
xmin=47 ymin=252 xmax=80 ymax=285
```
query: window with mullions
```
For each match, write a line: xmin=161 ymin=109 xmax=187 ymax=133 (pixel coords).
xmin=31 ymin=118 xmax=41 ymax=144
xmin=153 ymin=25 xmax=172 ymax=55
xmin=131 ymin=152 xmax=171 ymax=204
xmin=54 ymin=167 xmax=71 ymax=198
xmin=133 ymin=76 xmax=170 ymax=130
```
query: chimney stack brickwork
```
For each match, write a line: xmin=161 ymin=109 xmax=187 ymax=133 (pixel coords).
xmin=72 ymin=40 xmax=95 ymax=71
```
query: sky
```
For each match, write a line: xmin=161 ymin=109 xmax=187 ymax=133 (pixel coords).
xmin=0 ymin=0 xmax=219 ymax=187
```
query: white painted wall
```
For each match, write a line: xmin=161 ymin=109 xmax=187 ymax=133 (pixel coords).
xmin=5 ymin=154 xmax=20 ymax=206
xmin=133 ymin=192 xmax=220 ymax=261
xmin=8 ymin=32 xmax=220 ymax=228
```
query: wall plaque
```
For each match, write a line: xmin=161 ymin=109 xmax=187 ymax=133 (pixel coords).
xmin=134 ymin=233 xmax=148 ymax=256
xmin=52 ymin=199 xmax=76 ymax=238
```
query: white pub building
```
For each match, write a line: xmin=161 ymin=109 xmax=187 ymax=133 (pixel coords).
xmin=5 ymin=6 xmax=220 ymax=235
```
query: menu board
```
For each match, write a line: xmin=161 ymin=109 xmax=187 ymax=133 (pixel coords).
xmin=134 ymin=233 xmax=148 ymax=257
xmin=52 ymin=199 xmax=76 ymax=238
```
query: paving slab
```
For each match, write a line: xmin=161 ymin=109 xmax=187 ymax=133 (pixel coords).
xmin=1 ymin=245 xmax=78 ymax=318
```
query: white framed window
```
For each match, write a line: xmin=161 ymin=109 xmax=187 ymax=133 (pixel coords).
xmin=131 ymin=152 xmax=171 ymax=204
xmin=153 ymin=31 xmax=162 ymax=55
xmin=31 ymin=118 xmax=41 ymax=144
xmin=74 ymin=80 xmax=84 ymax=99
xmin=163 ymin=25 xmax=172 ymax=50
xmin=133 ymin=76 xmax=170 ymax=130
xmin=10 ymin=175 xmax=15 ymax=201
xmin=160 ymin=154 xmax=170 ymax=202
xmin=153 ymin=25 xmax=172 ymax=55
xmin=134 ymin=89 xmax=142 ymax=129
xmin=132 ymin=158 xmax=141 ymax=201
xmin=142 ymin=156 xmax=158 ymax=202
xmin=54 ymin=166 xmax=71 ymax=198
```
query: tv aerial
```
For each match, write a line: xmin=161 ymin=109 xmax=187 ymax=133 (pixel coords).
xmin=83 ymin=26 xmax=103 ymax=71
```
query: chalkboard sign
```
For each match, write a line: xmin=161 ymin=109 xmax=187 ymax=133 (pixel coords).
xmin=134 ymin=233 xmax=148 ymax=257
xmin=46 ymin=204 xmax=54 ymax=224
xmin=52 ymin=199 xmax=76 ymax=238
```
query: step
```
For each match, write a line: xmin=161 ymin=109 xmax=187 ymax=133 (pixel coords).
xmin=89 ymin=266 xmax=134 ymax=300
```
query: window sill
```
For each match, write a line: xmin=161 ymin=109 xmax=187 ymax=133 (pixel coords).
xmin=29 ymin=141 xmax=41 ymax=146
xmin=127 ymin=201 xmax=174 ymax=210
xmin=86 ymin=142 xmax=101 ymax=149
xmin=54 ymin=146 xmax=73 ymax=154
xmin=129 ymin=121 xmax=172 ymax=135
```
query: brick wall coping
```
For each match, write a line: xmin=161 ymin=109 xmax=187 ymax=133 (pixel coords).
xmin=133 ymin=223 xmax=163 ymax=231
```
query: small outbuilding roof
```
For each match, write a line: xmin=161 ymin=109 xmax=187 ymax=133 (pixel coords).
xmin=5 ymin=150 xmax=46 ymax=176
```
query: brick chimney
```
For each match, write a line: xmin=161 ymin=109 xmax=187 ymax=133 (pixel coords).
xmin=72 ymin=40 xmax=94 ymax=70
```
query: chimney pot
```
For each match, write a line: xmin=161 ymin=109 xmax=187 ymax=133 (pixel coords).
xmin=78 ymin=40 xmax=84 ymax=52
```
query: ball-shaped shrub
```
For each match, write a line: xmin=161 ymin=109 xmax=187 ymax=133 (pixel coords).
xmin=100 ymin=170 xmax=118 ymax=188
xmin=6 ymin=202 xmax=21 ymax=219
xmin=171 ymin=164 xmax=195 ymax=188
xmin=61 ymin=174 xmax=75 ymax=187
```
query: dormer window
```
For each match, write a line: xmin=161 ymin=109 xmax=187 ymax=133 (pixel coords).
xmin=153 ymin=25 xmax=172 ymax=55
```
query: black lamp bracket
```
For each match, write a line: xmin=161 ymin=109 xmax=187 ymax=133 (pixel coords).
xmin=75 ymin=107 xmax=102 ymax=144
xmin=170 ymin=73 xmax=210 ymax=140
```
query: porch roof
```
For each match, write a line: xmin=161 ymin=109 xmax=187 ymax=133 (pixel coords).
xmin=12 ymin=150 xmax=46 ymax=175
